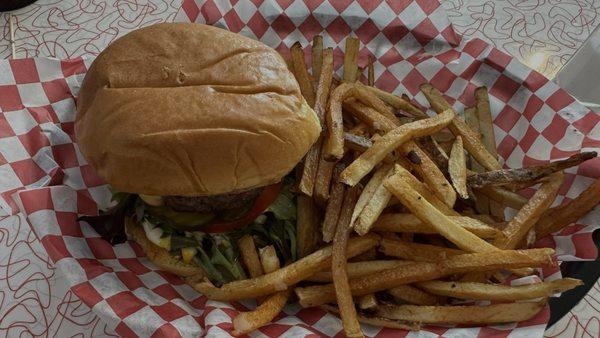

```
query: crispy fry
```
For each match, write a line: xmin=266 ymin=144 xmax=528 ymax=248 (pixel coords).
xmin=195 ymin=234 xmax=379 ymax=301
xmin=468 ymin=152 xmax=596 ymax=188
xmin=384 ymin=173 xmax=499 ymax=253
xmin=354 ymin=86 xmax=399 ymax=123
xmin=343 ymin=101 xmax=397 ymax=133
xmin=417 ymin=278 xmax=582 ymax=301
xmin=448 ymin=136 xmax=469 ymax=199
xmin=373 ymin=213 xmax=502 ymax=239
xmin=358 ymin=294 xmax=378 ymax=310
xmin=375 ymin=301 xmax=545 ymax=325
xmin=359 ymin=84 xmax=428 ymax=118
xmin=344 ymin=133 xmax=395 ymax=164
xmin=380 ymin=238 xmax=465 ymax=262
xmin=367 ymin=56 xmax=374 ymax=86
xmin=420 ymin=84 xmax=501 ymax=171
xmin=537 ymin=177 xmax=600 ymax=238
xmin=341 ymin=110 xmax=455 ymax=186
xmin=238 ymin=235 xmax=264 ymax=278
xmin=306 ymin=260 xmax=412 ymax=283
xmin=299 ymin=48 xmax=334 ymax=196
xmin=323 ymin=164 xmax=346 ymax=242
xmin=314 ymin=156 xmax=336 ymax=207
xmin=324 ymin=83 xmax=355 ymax=161
xmin=343 ymin=37 xmax=360 ymax=83
xmin=493 ymin=172 xmax=564 ymax=249
xmin=416 ymin=136 xmax=449 ymax=172
xmin=353 ymin=165 xmax=395 ymax=235
xmin=233 ymin=246 xmax=289 ymax=336
xmin=332 ymin=186 xmax=363 ymax=337
xmin=294 ymin=248 xmax=555 ymax=307
xmin=321 ymin=305 xmax=421 ymax=331
xmin=312 ymin=35 xmax=323 ymax=85
xmin=290 ymin=42 xmax=315 ymax=107
xmin=464 ymin=106 xmax=493 ymax=215
xmin=474 ymin=87 xmax=498 ymax=159
xmin=477 ymin=186 xmax=528 ymax=210
xmin=388 ymin=285 xmax=440 ymax=305
xmin=297 ymin=195 xmax=319 ymax=258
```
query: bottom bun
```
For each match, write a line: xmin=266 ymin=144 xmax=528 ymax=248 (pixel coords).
xmin=125 ymin=217 xmax=205 ymax=277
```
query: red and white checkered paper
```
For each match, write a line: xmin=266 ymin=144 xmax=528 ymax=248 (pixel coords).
xmin=0 ymin=1 xmax=598 ymax=337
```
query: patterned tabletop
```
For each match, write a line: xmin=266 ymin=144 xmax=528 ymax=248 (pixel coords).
xmin=0 ymin=1 xmax=598 ymax=337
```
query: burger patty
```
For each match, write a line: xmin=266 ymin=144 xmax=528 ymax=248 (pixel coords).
xmin=164 ymin=187 xmax=263 ymax=213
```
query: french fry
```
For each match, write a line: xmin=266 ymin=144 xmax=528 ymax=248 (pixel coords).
xmin=474 ymin=87 xmax=498 ymax=160
xmin=195 ymin=234 xmax=379 ymax=301
xmin=384 ymin=173 xmax=499 ymax=253
xmin=415 ymin=136 xmax=449 ymax=172
xmin=344 ymin=133 xmax=396 ymax=164
xmin=290 ymin=42 xmax=315 ymax=107
xmin=343 ymin=101 xmax=397 ymax=133
xmin=417 ymin=278 xmax=582 ymax=301
xmin=420 ymin=84 xmax=501 ymax=171
xmin=322 ymin=164 xmax=346 ymax=242
xmin=314 ymin=154 xmax=336 ymax=207
xmin=343 ymin=37 xmax=360 ymax=82
xmin=448 ymin=136 xmax=469 ymax=199
xmin=537 ymin=177 xmax=600 ymax=238
xmin=321 ymin=305 xmax=421 ymax=331
xmin=298 ymin=48 xmax=334 ymax=196
xmin=324 ymin=83 xmax=356 ymax=160
xmin=468 ymin=152 xmax=595 ymax=188
xmin=233 ymin=246 xmax=290 ymax=336
xmin=493 ymin=172 xmax=564 ymax=249
xmin=380 ymin=238 xmax=465 ymax=262
xmin=340 ymin=109 xmax=455 ymax=186
xmin=306 ymin=260 xmax=412 ymax=283
xmin=358 ymin=294 xmax=378 ymax=310
xmin=375 ymin=301 xmax=546 ymax=325
xmin=312 ymin=35 xmax=323 ymax=85
xmin=332 ymin=186 xmax=363 ymax=337
xmin=372 ymin=213 xmax=502 ymax=239
xmin=351 ymin=164 xmax=392 ymax=224
xmin=297 ymin=195 xmax=319 ymax=258
xmin=359 ymin=84 xmax=428 ymax=119
xmin=464 ymin=106 xmax=492 ymax=214
xmin=477 ymin=185 xmax=528 ymax=210
xmin=388 ymin=285 xmax=440 ymax=305
xmin=367 ymin=56 xmax=374 ymax=86
xmin=354 ymin=86 xmax=399 ymax=123
xmin=238 ymin=235 xmax=264 ymax=278
xmin=294 ymin=248 xmax=555 ymax=307
xmin=353 ymin=165 xmax=395 ymax=235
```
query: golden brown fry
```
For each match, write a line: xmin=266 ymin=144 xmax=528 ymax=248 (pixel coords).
xmin=314 ymin=144 xmax=337 ymax=207
xmin=321 ymin=305 xmax=421 ymax=331
xmin=324 ymin=83 xmax=355 ymax=161
xmin=474 ymin=87 xmax=498 ymax=160
xmin=375 ymin=301 xmax=545 ymax=325
xmin=294 ymin=247 xmax=555 ymax=307
xmin=477 ymin=185 xmax=528 ymax=210
xmin=298 ymin=139 xmax=322 ymax=196
xmin=322 ymin=164 xmax=346 ymax=242
xmin=388 ymin=285 xmax=440 ymax=305
xmin=417 ymin=278 xmax=582 ymax=301
xmin=290 ymin=42 xmax=315 ymax=107
xmin=353 ymin=165 xmax=395 ymax=235
xmin=358 ymin=294 xmax=378 ymax=310
xmin=341 ymin=110 xmax=455 ymax=186
xmin=379 ymin=238 xmax=465 ymax=262
xmin=464 ymin=106 xmax=494 ymax=215
xmin=367 ymin=56 xmax=374 ymax=86
xmin=384 ymin=173 xmax=498 ymax=253
xmin=359 ymin=84 xmax=428 ymax=118
xmin=344 ymin=133 xmax=395 ymax=164
xmin=448 ymin=135 xmax=469 ymax=199
xmin=493 ymin=172 xmax=564 ymax=249
xmin=394 ymin=165 xmax=459 ymax=216
xmin=332 ymin=186 xmax=363 ymax=337
xmin=238 ymin=235 xmax=264 ymax=278
xmin=312 ymin=35 xmax=323 ymax=85
xmin=306 ymin=260 xmax=413 ymax=283
xmin=195 ymin=234 xmax=379 ymax=301
xmin=343 ymin=37 xmax=360 ymax=83
xmin=343 ymin=100 xmax=397 ymax=133
xmin=537 ymin=177 xmax=600 ymax=238
xmin=372 ymin=213 xmax=502 ymax=239
xmin=354 ymin=86 xmax=399 ymax=123
xmin=420 ymin=83 xmax=501 ymax=171
xmin=415 ymin=136 xmax=449 ymax=172
xmin=468 ymin=152 xmax=596 ymax=188
xmin=233 ymin=246 xmax=289 ymax=336
xmin=297 ymin=195 xmax=319 ymax=258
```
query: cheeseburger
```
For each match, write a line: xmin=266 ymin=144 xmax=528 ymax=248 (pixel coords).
xmin=76 ymin=23 xmax=321 ymax=285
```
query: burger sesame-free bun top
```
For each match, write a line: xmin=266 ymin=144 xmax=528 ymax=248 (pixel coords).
xmin=75 ymin=23 xmax=321 ymax=196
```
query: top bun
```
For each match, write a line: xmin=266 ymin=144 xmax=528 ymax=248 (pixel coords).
xmin=76 ymin=23 xmax=320 ymax=196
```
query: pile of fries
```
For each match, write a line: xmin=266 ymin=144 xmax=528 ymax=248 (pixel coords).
xmin=192 ymin=36 xmax=600 ymax=336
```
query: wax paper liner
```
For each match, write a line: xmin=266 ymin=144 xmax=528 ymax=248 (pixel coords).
xmin=0 ymin=0 xmax=597 ymax=337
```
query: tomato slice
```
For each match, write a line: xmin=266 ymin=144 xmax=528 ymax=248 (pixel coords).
xmin=202 ymin=182 xmax=283 ymax=233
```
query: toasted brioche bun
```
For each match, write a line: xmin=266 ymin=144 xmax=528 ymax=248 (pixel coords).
xmin=76 ymin=23 xmax=320 ymax=196
xmin=125 ymin=217 xmax=204 ymax=277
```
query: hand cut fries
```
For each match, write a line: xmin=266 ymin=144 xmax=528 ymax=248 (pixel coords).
xmin=294 ymin=248 xmax=555 ymax=307
xmin=238 ymin=235 xmax=264 ymax=278
xmin=352 ymin=164 xmax=395 ymax=235
xmin=477 ymin=185 xmax=528 ymax=209
xmin=322 ymin=164 xmax=346 ymax=242
xmin=321 ymin=305 xmax=420 ymax=331
xmin=449 ymin=136 xmax=469 ymax=199
xmin=359 ymin=83 xmax=428 ymax=118
xmin=388 ymin=285 xmax=441 ymax=305
xmin=290 ymin=42 xmax=315 ymax=107
xmin=341 ymin=109 xmax=455 ymax=186
xmin=311 ymin=35 xmax=323 ymax=85
xmin=380 ymin=238 xmax=465 ymax=262
xmin=306 ymin=260 xmax=412 ymax=283
xmin=417 ymin=278 xmax=582 ymax=301
xmin=375 ymin=301 xmax=546 ymax=325
xmin=373 ymin=213 xmax=502 ymax=239
xmin=297 ymin=194 xmax=319 ymax=258
xmin=343 ymin=37 xmax=359 ymax=83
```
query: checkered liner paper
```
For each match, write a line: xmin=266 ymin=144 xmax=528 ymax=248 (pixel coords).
xmin=0 ymin=0 xmax=599 ymax=337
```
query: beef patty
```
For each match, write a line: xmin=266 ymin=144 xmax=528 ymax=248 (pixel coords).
xmin=164 ymin=187 xmax=263 ymax=213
